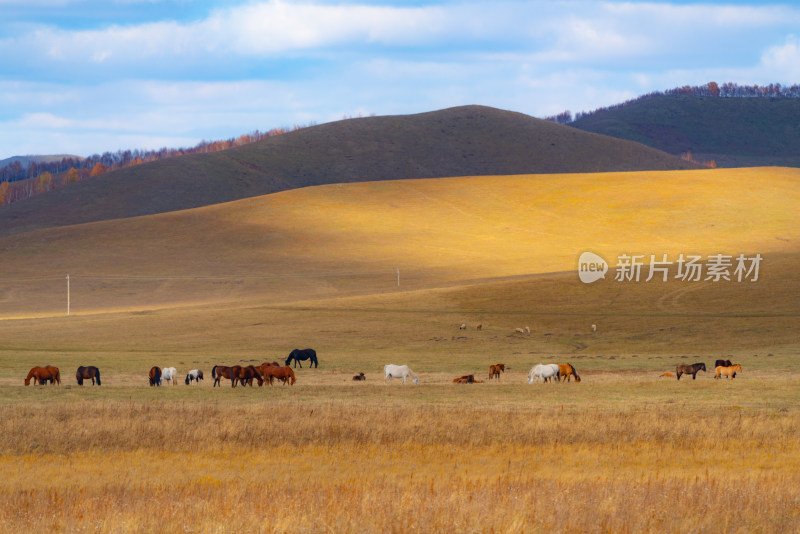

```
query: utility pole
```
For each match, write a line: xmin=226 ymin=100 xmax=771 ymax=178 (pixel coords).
xmin=66 ymin=274 xmax=70 ymax=316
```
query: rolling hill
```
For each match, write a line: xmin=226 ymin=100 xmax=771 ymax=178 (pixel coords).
xmin=0 ymin=105 xmax=699 ymax=237
xmin=570 ymin=94 xmax=800 ymax=167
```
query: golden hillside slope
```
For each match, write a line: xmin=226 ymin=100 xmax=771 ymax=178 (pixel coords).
xmin=0 ymin=167 xmax=797 ymax=317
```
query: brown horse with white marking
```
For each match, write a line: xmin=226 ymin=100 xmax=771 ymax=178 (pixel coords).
xmin=25 ymin=366 xmax=61 ymax=386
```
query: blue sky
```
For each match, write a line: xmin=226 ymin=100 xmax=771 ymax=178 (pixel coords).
xmin=1 ymin=0 xmax=799 ymax=158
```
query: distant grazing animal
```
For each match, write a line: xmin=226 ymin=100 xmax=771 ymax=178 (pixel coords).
xmin=591 ymin=324 xmax=597 ymax=332
xmin=185 ymin=369 xmax=203 ymax=385
xmin=558 ymin=363 xmax=581 ymax=382
xmin=25 ymin=366 xmax=60 ymax=386
xmin=459 ymin=323 xmax=467 ymax=330
xmin=76 ymin=366 xmax=101 ymax=386
xmin=489 ymin=364 xmax=505 ymax=380
xmin=715 ymin=359 xmax=733 ymax=369
xmin=384 ymin=364 xmax=419 ymax=385
xmin=476 ymin=323 xmax=482 ymax=330
xmin=715 ymin=364 xmax=742 ymax=379
xmin=262 ymin=365 xmax=296 ymax=386
xmin=676 ymin=362 xmax=706 ymax=380
xmin=660 ymin=372 xmax=674 ymax=378
xmin=528 ymin=364 xmax=560 ymax=384
xmin=286 ymin=348 xmax=318 ymax=368
xmin=525 ymin=326 xmax=530 ymax=335
xmin=161 ymin=367 xmax=178 ymax=386
xmin=233 ymin=365 xmax=264 ymax=387
xmin=352 ymin=372 xmax=366 ymax=381
xmin=211 ymin=365 xmax=233 ymax=387
xmin=149 ymin=366 xmax=162 ymax=387
xmin=514 ymin=328 xmax=525 ymax=334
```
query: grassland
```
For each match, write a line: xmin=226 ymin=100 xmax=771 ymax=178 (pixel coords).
xmin=0 ymin=168 xmax=798 ymax=532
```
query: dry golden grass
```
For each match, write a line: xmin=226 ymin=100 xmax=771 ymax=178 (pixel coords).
xmin=1 ymin=396 xmax=799 ymax=533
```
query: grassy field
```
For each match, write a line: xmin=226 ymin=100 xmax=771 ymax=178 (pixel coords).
xmin=1 ymin=168 xmax=799 ymax=532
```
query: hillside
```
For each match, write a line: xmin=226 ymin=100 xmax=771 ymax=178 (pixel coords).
xmin=0 ymin=105 xmax=698 ymax=237
xmin=570 ymin=94 xmax=800 ymax=167
xmin=0 ymin=167 xmax=797 ymax=319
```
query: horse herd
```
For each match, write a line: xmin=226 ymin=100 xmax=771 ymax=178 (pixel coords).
xmin=675 ymin=360 xmax=743 ymax=380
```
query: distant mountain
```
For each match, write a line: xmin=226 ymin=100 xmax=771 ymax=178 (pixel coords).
xmin=0 ymin=105 xmax=699 ymax=237
xmin=569 ymin=94 xmax=800 ymax=168
xmin=0 ymin=154 xmax=84 ymax=168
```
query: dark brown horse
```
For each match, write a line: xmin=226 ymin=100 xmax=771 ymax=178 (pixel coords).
xmin=676 ymin=362 xmax=706 ymax=380
xmin=211 ymin=365 xmax=233 ymax=387
xmin=233 ymin=365 xmax=264 ymax=387
xmin=76 ymin=366 xmax=101 ymax=386
xmin=453 ymin=374 xmax=483 ymax=384
xmin=352 ymin=372 xmax=366 ymax=381
xmin=149 ymin=366 xmax=161 ymax=386
xmin=715 ymin=359 xmax=733 ymax=369
xmin=262 ymin=365 xmax=296 ymax=385
xmin=25 ymin=366 xmax=61 ymax=386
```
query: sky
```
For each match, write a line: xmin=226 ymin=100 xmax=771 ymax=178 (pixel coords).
xmin=1 ymin=0 xmax=799 ymax=159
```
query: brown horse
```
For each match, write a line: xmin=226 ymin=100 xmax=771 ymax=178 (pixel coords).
xmin=76 ymin=366 xmax=101 ymax=386
xmin=25 ymin=366 xmax=60 ymax=386
xmin=676 ymin=362 xmax=706 ymax=380
xmin=715 ymin=359 xmax=733 ymax=369
xmin=149 ymin=366 xmax=161 ymax=386
xmin=715 ymin=364 xmax=742 ymax=379
xmin=453 ymin=374 xmax=484 ymax=384
xmin=489 ymin=364 xmax=505 ymax=380
xmin=233 ymin=365 xmax=264 ymax=387
xmin=212 ymin=365 xmax=233 ymax=387
xmin=558 ymin=363 xmax=581 ymax=382
xmin=352 ymin=372 xmax=366 ymax=381
xmin=262 ymin=365 xmax=296 ymax=386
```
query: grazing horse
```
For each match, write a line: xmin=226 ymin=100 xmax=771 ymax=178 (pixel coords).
xmin=211 ymin=365 xmax=233 ymax=387
xmin=352 ymin=372 xmax=366 ymax=381
xmin=25 ymin=366 xmax=60 ymax=386
xmin=489 ymin=363 xmax=505 ymax=380
xmin=233 ymin=365 xmax=264 ymax=387
xmin=76 ymin=366 xmax=101 ymax=386
xmin=558 ymin=363 xmax=581 ymax=383
xmin=149 ymin=366 xmax=162 ymax=387
xmin=286 ymin=348 xmax=318 ymax=368
xmin=384 ymin=364 xmax=419 ymax=385
xmin=715 ymin=364 xmax=742 ymax=379
xmin=528 ymin=364 xmax=560 ymax=384
xmin=262 ymin=365 xmax=296 ymax=386
xmin=676 ymin=362 xmax=706 ymax=380
xmin=160 ymin=367 xmax=178 ymax=386
xmin=185 ymin=369 xmax=203 ymax=385
xmin=715 ymin=359 xmax=733 ymax=369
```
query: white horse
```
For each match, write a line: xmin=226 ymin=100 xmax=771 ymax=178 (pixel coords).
xmin=384 ymin=364 xmax=419 ymax=385
xmin=185 ymin=369 xmax=203 ymax=385
xmin=528 ymin=363 xmax=560 ymax=384
xmin=161 ymin=366 xmax=178 ymax=386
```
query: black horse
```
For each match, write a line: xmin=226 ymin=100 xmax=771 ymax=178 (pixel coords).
xmin=76 ymin=365 xmax=101 ymax=386
xmin=676 ymin=362 xmax=706 ymax=380
xmin=285 ymin=348 xmax=318 ymax=368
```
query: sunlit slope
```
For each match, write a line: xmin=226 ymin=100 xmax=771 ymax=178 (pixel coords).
xmin=0 ymin=167 xmax=797 ymax=316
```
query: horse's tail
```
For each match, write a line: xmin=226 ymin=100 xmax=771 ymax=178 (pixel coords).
xmin=288 ymin=368 xmax=296 ymax=385
xmin=311 ymin=351 xmax=318 ymax=368
xmin=94 ymin=368 xmax=101 ymax=386
xmin=212 ymin=365 xmax=218 ymax=379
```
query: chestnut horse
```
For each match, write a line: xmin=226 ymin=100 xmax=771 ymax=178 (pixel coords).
xmin=715 ymin=364 xmax=742 ymax=379
xmin=211 ymin=365 xmax=233 ymax=387
xmin=232 ymin=365 xmax=264 ymax=387
xmin=489 ymin=364 xmax=505 ymax=380
xmin=25 ymin=366 xmax=61 ymax=386
xmin=453 ymin=374 xmax=483 ymax=384
xmin=558 ymin=363 xmax=581 ymax=382
xmin=676 ymin=362 xmax=706 ymax=380
xmin=76 ymin=366 xmax=101 ymax=386
xmin=149 ymin=366 xmax=161 ymax=386
xmin=262 ymin=365 xmax=296 ymax=386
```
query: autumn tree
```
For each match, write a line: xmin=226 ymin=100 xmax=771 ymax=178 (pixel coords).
xmin=64 ymin=167 xmax=80 ymax=185
xmin=35 ymin=171 xmax=53 ymax=193
xmin=90 ymin=162 xmax=107 ymax=177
